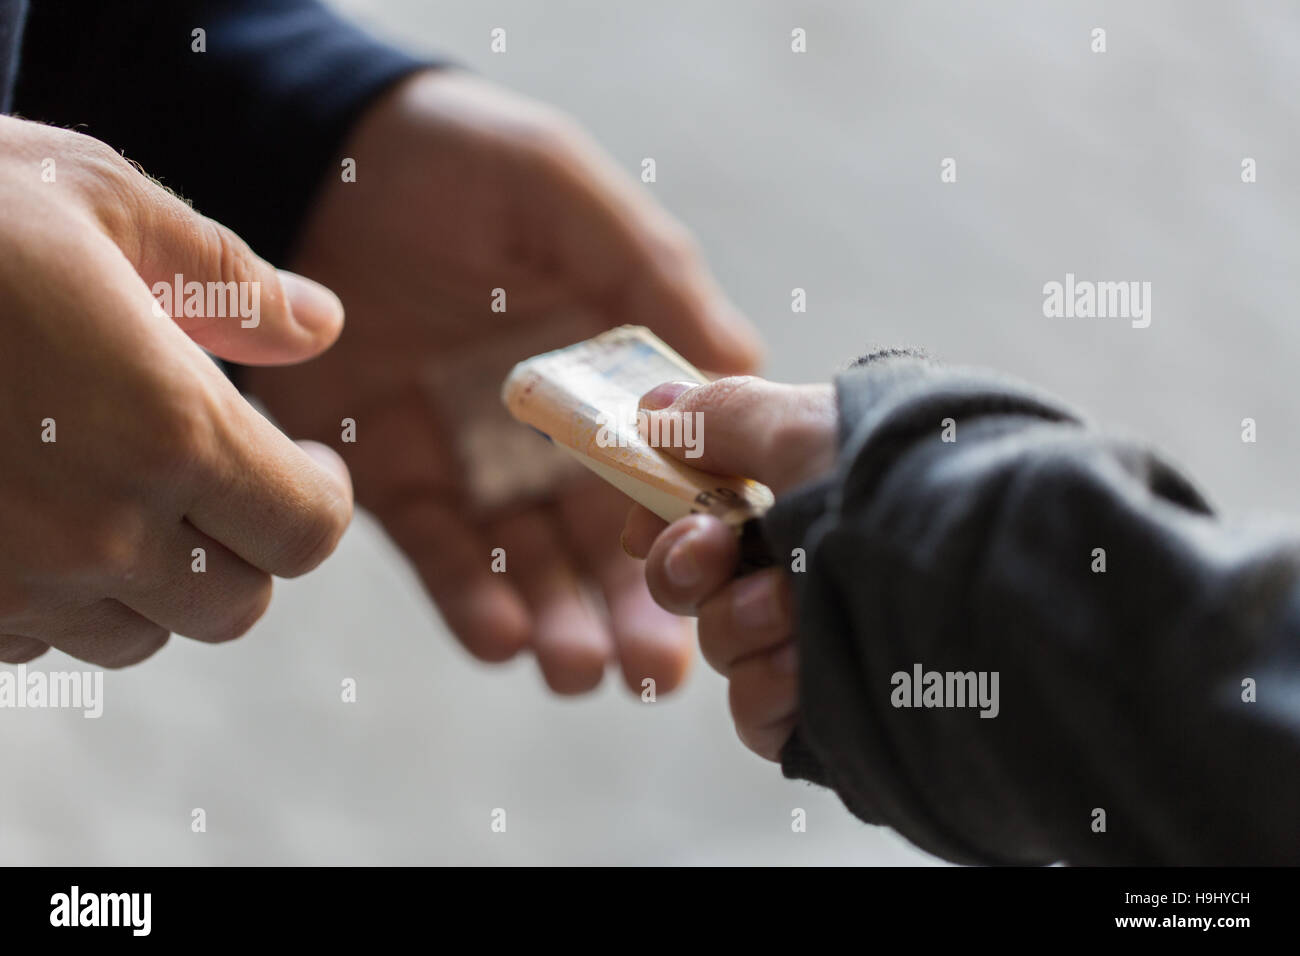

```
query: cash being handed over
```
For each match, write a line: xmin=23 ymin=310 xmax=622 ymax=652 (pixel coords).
xmin=501 ymin=326 xmax=774 ymax=536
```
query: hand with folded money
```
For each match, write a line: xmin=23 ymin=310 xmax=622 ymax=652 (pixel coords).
xmin=241 ymin=70 xmax=764 ymax=695
xmin=622 ymin=377 xmax=836 ymax=759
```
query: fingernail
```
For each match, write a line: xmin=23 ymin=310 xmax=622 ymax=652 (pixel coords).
xmin=733 ymin=574 xmax=777 ymax=631
xmin=639 ymin=381 xmax=697 ymax=411
xmin=278 ymin=270 xmax=344 ymax=331
xmin=664 ymin=530 xmax=702 ymax=588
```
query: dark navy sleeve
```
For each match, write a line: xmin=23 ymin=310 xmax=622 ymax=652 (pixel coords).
xmin=767 ymin=352 xmax=1300 ymax=865
xmin=12 ymin=0 xmax=435 ymax=264
xmin=0 ymin=0 xmax=24 ymax=114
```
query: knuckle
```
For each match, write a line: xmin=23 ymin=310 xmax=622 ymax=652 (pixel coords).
xmin=693 ymin=375 xmax=759 ymax=414
xmin=133 ymin=383 xmax=218 ymax=482
xmin=206 ymin=220 xmax=259 ymax=291
xmin=275 ymin=493 xmax=352 ymax=578
xmin=69 ymin=134 xmax=150 ymax=232
xmin=73 ymin=132 xmax=137 ymax=186
xmin=82 ymin=508 xmax=148 ymax=581
xmin=203 ymin=578 xmax=272 ymax=644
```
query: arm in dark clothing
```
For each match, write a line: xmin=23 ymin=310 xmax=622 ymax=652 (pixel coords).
xmin=13 ymin=0 xmax=433 ymax=264
xmin=0 ymin=0 xmax=23 ymax=114
xmin=765 ymin=352 xmax=1300 ymax=865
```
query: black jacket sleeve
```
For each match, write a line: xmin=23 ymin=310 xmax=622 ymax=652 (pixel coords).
xmin=765 ymin=351 xmax=1300 ymax=865
xmin=12 ymin=0 xmax=432 ymax=264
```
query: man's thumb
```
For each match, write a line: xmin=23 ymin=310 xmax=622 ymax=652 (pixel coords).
xmin=125 ymin=194 xmax=344 ymax=365
xmin=638 ymin=377 xmax=835 ymax=494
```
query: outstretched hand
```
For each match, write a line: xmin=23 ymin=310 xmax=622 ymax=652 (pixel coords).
xmin=243 ymin=71 xmax=764 ymax=695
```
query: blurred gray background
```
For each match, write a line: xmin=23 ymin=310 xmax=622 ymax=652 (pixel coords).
xmin=4 ymin=0 xmax=1299 ymax=865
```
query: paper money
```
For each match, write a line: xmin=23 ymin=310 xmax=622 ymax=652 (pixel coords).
xmin=501 ymin=326 xmax=774 ymax=530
